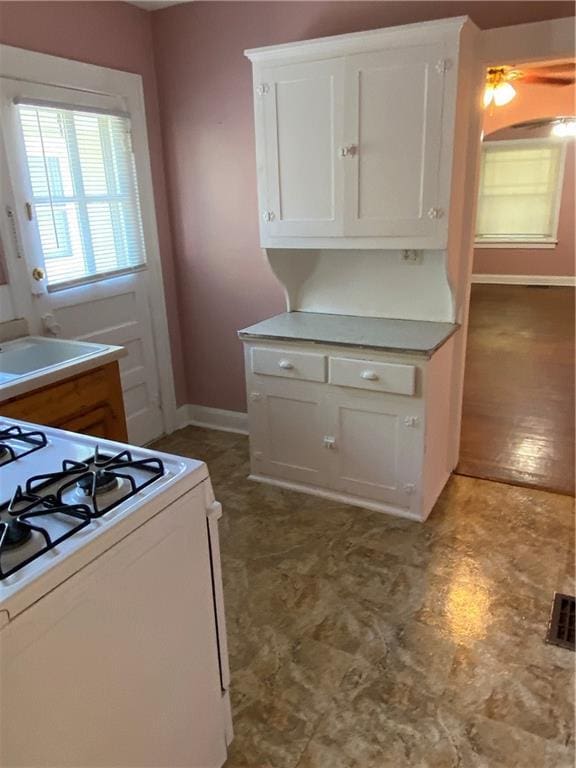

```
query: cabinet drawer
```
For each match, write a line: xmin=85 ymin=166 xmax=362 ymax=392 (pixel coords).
xmin=251 ymin=347 xmax=326 ymax=382
xmin=329 ymin=357 xmax=415 ymax=396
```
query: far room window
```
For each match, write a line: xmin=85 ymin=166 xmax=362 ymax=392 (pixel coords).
xmin=475 ymin=139 xmax=566 ymax=247
xmin=16 ymin=102 xmax=146 ymax=289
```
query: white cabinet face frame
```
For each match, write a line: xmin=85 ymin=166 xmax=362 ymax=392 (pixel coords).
xmin=343 ymin=43 xmax=451 ymax=239
xmin=259 ymin=59 xmax=346 ymax=238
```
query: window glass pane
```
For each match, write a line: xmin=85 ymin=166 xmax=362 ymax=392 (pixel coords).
xmin=18 ymin=104 xmax=146 ymax=288
xmin=475 ymin=141 xmax=563 ymax=242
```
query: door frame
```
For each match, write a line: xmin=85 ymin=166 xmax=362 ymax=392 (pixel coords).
xmin=0 ymin=44 xmax=178 ymax=436
xmin=450 ymin=16 xmax=576 ymax=470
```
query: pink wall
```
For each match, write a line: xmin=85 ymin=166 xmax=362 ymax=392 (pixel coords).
xmin=1 ymin=2 xmax=573 ymax=414
xmin=0 ymin=1 xmax=187 ymax=403
xmin=474 ymin=79 xmax=575 ymax=276
xmin=152 ymin=1 xmax=575 ymax=412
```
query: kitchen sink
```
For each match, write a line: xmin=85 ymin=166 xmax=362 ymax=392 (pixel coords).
xmin=0 ymin=337 xmax=109 ymax=382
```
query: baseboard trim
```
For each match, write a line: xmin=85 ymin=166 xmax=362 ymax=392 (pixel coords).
xmin=248 ymin=473 xmax=424 ymax=522
xmin=472 ymin=274 xmax=576 ymax=287
xmin=175 ymin=404 xmax=248 ymax=435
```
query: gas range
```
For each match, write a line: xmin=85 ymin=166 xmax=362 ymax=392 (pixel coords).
xmin=0 ymin=418 xmax=208 ymax=616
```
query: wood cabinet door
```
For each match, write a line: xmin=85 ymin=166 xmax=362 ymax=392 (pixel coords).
xmin=258 ymin=58 xmax=345 ymax=238
xmin=247 ymin=377 xmax=330 ymax=487
xmin=343 ymin=43 xmax=449 ymax=242
xmin=59 ymin=405 xmax=117 ymax=440
xmin=325 ymin=388 xmax=423 ymax=510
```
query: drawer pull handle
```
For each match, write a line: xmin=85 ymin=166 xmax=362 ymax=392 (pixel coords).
xmin=278 ymin=360 xmax=294 ymax=370
xmin=323 ymin=436 xmax=337 ymax=449
xmin=361 ymin=370 xmax=379 ymax=381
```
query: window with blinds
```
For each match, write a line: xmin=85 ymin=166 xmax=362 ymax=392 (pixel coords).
xmin=17 ymin=103 xmax=146 ymax=289
xmin=475 ymin=140 xmax=565 ymax=245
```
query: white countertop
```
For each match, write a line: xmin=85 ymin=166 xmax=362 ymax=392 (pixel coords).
xmin=239 ymin=312 xmax=459 ymax=356
xmin=0 ymin=336 xmax=126 ymax=402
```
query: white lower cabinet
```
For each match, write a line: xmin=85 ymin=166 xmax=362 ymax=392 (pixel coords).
xmin=244 ymin=341 xmax=454 ymax=521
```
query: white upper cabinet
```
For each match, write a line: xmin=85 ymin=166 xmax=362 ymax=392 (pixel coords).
xmin=260 ymin=59 xmax=345 ymax=237
xmin=343 ymin=44 xmax=447 ymax=239
xmin=246 ymin=18 xmax=468 ymax=249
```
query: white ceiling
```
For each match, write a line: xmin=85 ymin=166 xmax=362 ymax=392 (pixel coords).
xmin=128 ymin=1 xmax=188 ymax=10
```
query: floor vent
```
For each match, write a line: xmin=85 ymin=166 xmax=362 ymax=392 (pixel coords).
xmin=546 ymin=593 xmax=575 ymax=651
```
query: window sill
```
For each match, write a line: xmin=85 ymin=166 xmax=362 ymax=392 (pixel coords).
xmin=474 ymin=241 xmax=558 ymax=250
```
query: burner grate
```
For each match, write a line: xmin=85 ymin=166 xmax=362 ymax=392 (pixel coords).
xmin=0 ymin=444 xmax=166 ymax=580
xmin=546 ymin=593 xmax=575 ymax=651
xmin=0 ymin=487 xmax=92 ymax=580
xmin=0 ymin=425 xmax=48 ymax=467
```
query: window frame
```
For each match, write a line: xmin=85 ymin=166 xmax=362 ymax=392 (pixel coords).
xmin=1 ymin=80 xmax=148 ymax=292
xmin=474 ymin=137 xmax=567 ymax=249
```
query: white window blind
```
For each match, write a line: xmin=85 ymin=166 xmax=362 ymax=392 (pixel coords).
xmin=17 ymin=103 xmax=146 ymax=289
xmin=475 ymin=140 xmax=564 ymax=244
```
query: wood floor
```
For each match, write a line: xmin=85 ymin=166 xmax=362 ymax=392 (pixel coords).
xmin=457 ymin=284 xmax=575 ymax=496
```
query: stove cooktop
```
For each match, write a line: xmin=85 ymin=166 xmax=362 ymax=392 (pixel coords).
xmin=0 ymin=419 xmax=205 ymax=588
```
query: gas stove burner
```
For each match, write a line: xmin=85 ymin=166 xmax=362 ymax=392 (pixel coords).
xmin=2 ymin=518 xmax=32 ymax=549
xmin=77 ymin=470 xmax=120 ymax=497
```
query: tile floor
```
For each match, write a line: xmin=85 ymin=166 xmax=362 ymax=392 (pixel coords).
xmin=154 ymin=426 xmax=575 ymax=768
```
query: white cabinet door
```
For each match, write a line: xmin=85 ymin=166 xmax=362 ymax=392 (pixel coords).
xmin=247 ymin=377 xmax=329 ymax=487
xmin=259 ymin=59 xmax=345 ymax=237
xmin=343 ymin=43 xmax=448 ymax=240
xmin=325 ymin=389 xmax=423 ymax=509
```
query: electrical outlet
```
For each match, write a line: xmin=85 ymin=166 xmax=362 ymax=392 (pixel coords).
xmin=401 ymin=249 xmax=423 ymax=265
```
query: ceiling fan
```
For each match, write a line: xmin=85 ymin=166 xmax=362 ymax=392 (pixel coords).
xmin=484 ymin=62 xmax=576 ymax=108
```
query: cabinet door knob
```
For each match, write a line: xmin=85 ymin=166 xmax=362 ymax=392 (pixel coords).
xmin=323 ymin=436 xmax=337 ymax=449
xmin=278 ymin=359 xmax=294 ymax=370
xmin=360 ymin=370 xmax=379 ymax=381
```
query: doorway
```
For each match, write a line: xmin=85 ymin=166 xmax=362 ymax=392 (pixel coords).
xmin=0 ymin=46 xmax=176 ymax=446
xmin=457 ymin=58 xmax=575 ymax=496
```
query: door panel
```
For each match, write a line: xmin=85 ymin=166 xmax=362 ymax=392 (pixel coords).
xmin=344 ymin=44 xmax=446 ymax=237
xmin=326 ymin=389 xmax=423 ymax=508
xmin=41 ymin=275 xmax=163 ymax=445
xmin=248 ymin=377 xmax=328 ymax=486
xmin=261 ymin=59 xmax=345 ymax=237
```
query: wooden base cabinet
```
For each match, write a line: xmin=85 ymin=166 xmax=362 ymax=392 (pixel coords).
xmin=243 ymin=340 xmax=455 ymax=521
xmin=0 ymin=362 xmax=128 ymax=442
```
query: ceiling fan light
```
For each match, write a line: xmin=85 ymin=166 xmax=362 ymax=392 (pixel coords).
xmin=552 ymin=120 xmax=576 ymax=137
xmin=493 ymin=82 xmax=516 ymax=106
xmin=483 ymin=85 xmax=495 ymax=108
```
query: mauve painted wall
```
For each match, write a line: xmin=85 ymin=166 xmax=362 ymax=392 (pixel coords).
xmin=0 ymin=1 xmax=187 ymax=404
xmin=153 ymin=1 xmax=575 ymax=413
xmin=474 ymin=80 xmax=575 ymax=276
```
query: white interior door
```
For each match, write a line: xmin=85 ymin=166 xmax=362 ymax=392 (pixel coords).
xmin=343 ymin=43 xmax=447 ymax=238
xmin=0 ymin=73 xmax=171 ymax=446
xmin=260 ymin=58 xmax=345 ymax=237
